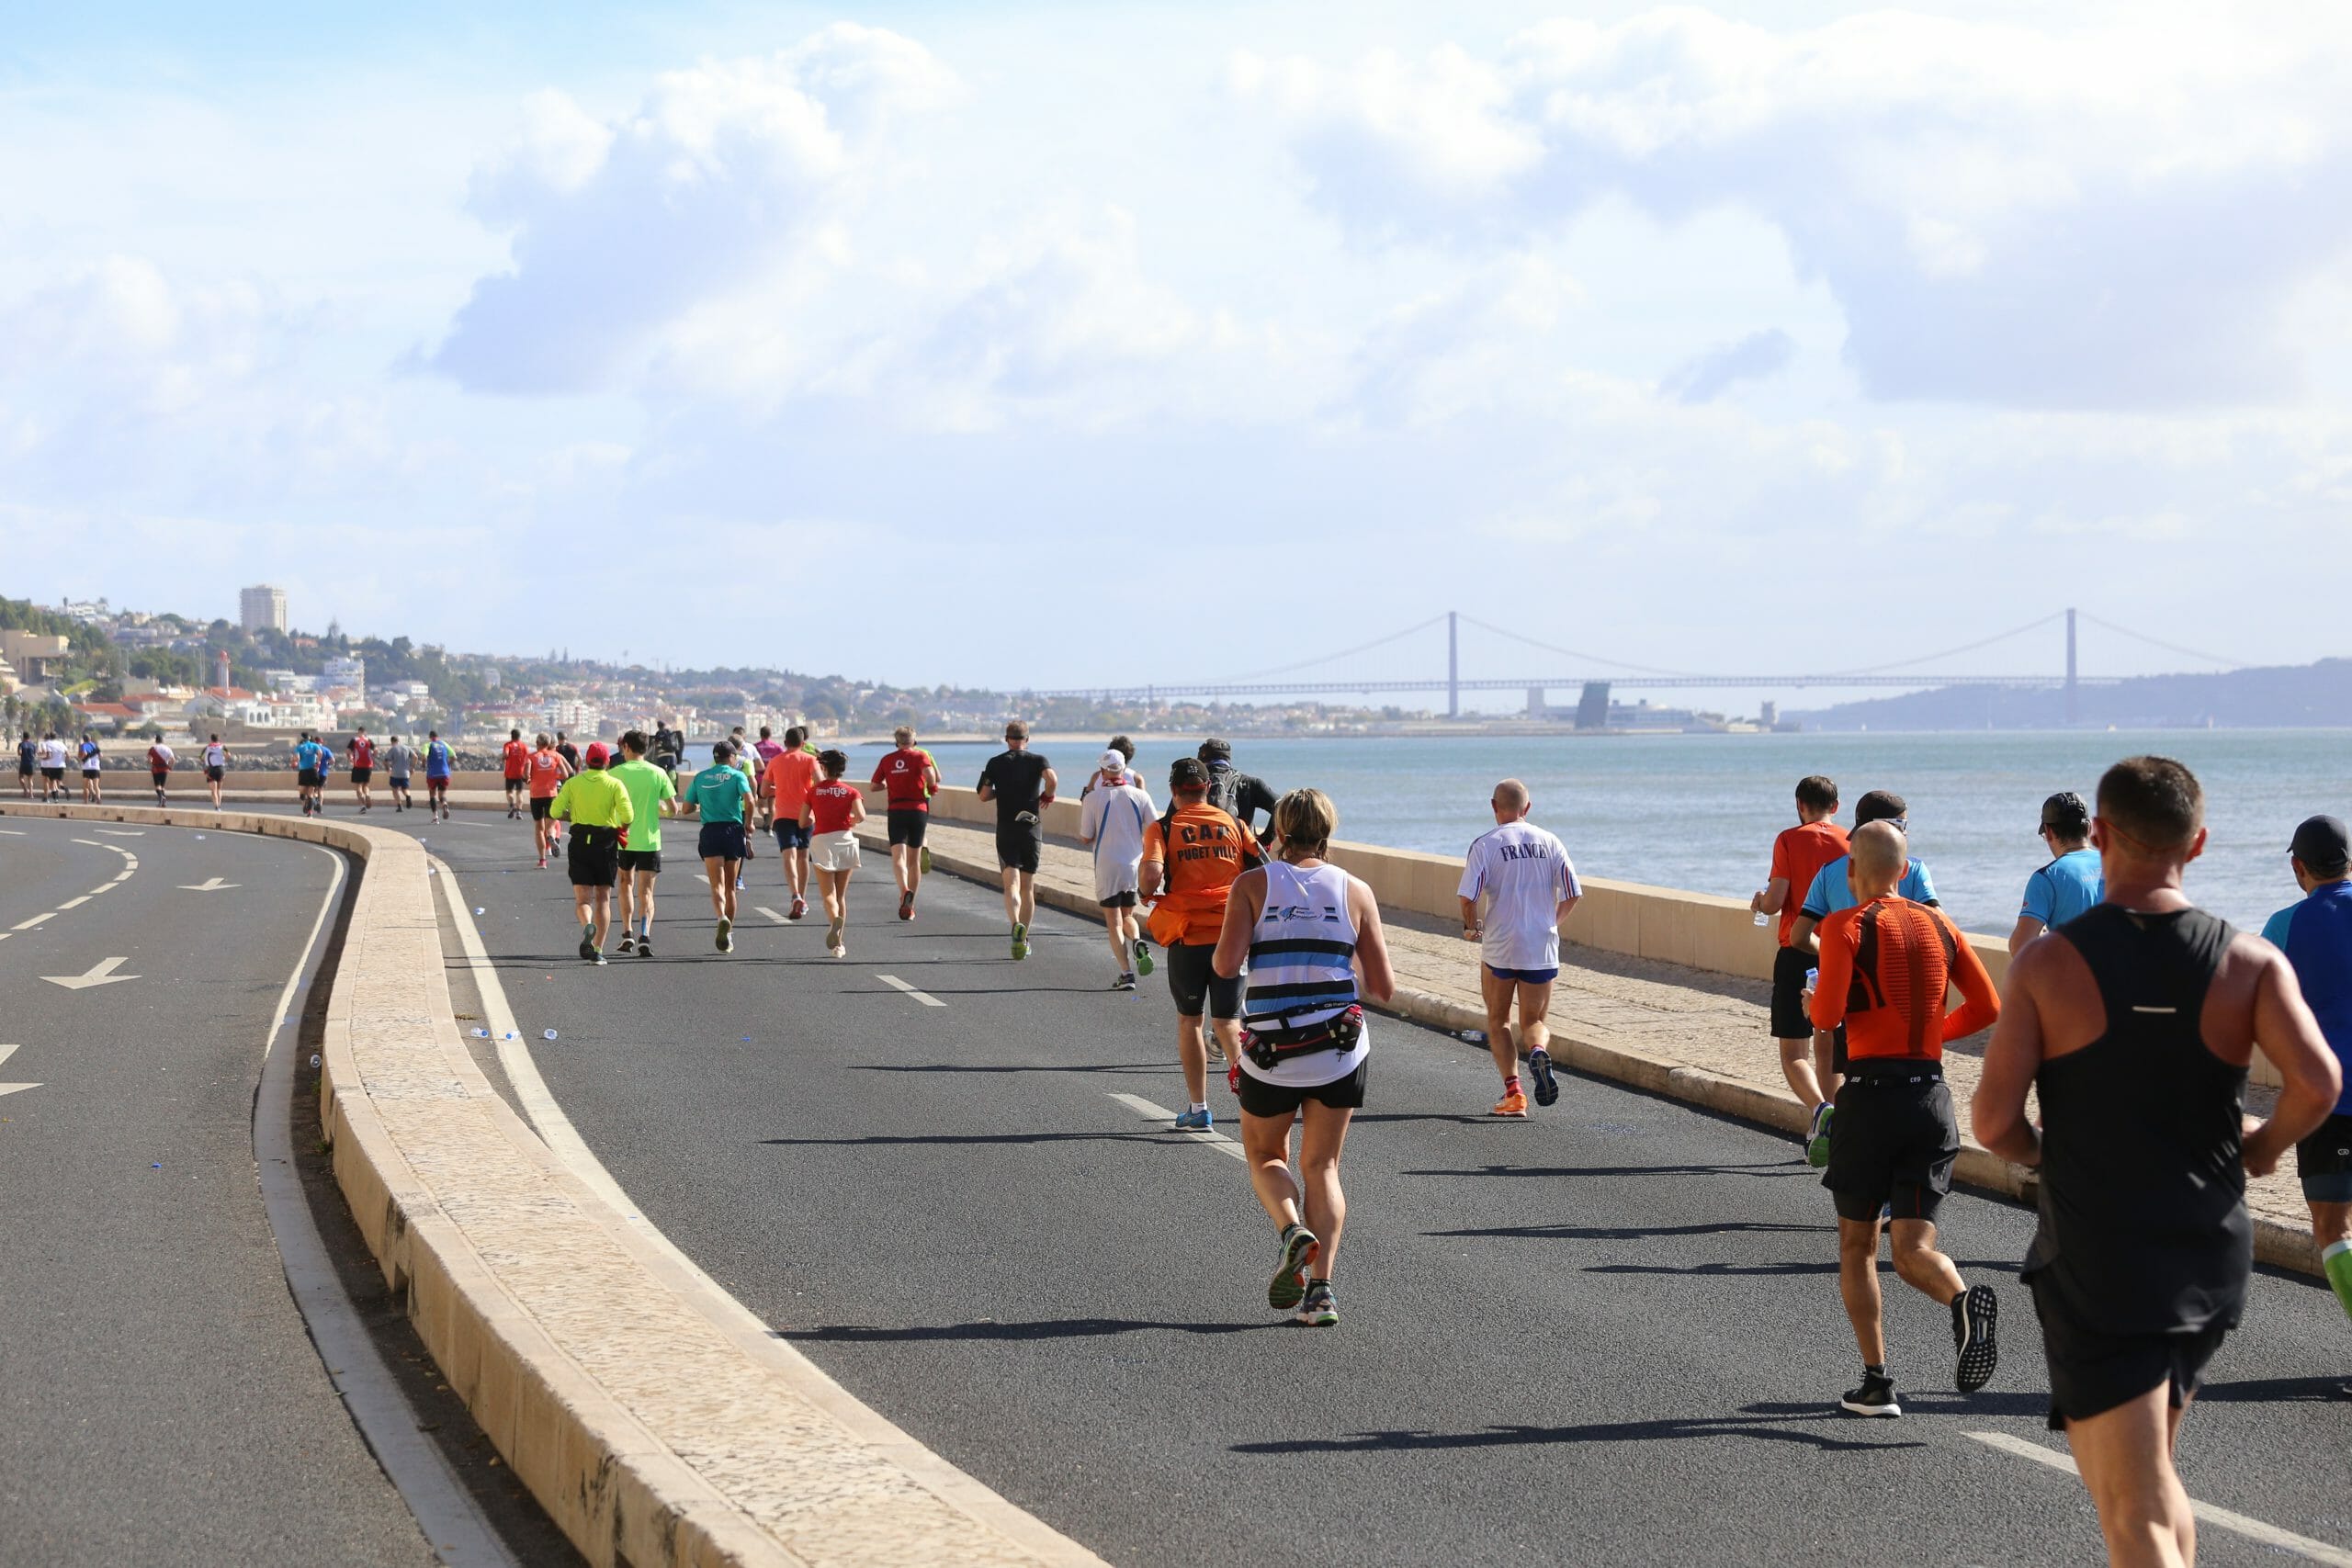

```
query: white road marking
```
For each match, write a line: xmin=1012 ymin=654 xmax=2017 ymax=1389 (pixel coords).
xmin=0 ymin=1043 xmax=36 ymax=1099
xmin=94 ymin=829 xmax=144 ymax=837
xmin=13 ymin=913 xmax=52 ymax=931
xmin=41 ymin=955 xmax=139 ymax=990
xmin=178 ymin=877 xmax=240 ymax=892
xmin=0 ymin=828 xmax=22 ymax=834
xmin=56 ymin=896 xmax=87 ymax=909
xmin=877 ymin=974 xmax=947 ymax=1008
xmin=1966 ymin=1431 xmax=2352 ymax=1566
xmin=754 ymin=905 xmax=786 ymax=923
xmin=1108 ymin=1091 xmax=1250 ymax=1161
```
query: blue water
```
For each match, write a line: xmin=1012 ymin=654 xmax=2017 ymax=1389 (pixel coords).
xmin=699 ymin=731 xmax=2352 ymax=938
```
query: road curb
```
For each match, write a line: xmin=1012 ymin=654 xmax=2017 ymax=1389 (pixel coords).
xmin=4 ymin=801 xmax=1109 ymax=1568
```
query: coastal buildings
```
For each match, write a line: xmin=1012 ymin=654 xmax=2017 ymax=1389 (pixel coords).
xmin=240 ymin=583 xmax=288 ymax=635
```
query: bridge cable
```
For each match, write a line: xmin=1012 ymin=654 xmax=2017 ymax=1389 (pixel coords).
xmin=2076 ymin=613 xmax=2244 ymax=671
xmin=1811 ymin=610 xmax=2066 ymax=677
xmin=1453 ymin=615 xmax=1701 ymax=677
xmin=1209 ymin=614 xmax=1450 ymax=682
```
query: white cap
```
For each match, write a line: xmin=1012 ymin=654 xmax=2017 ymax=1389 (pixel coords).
xmin=1099 ymin=750 xmax=1127 ymax=773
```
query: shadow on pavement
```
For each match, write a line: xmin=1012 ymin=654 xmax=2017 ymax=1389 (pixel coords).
xmin=778 ymin=1317 xmax=1283 ymax=1343
xmin=1429 ymin=1219 xmax=1832 ymax=1241
xmin=843 ymin=1061 xmax=1170 ymax=1075
xmin=760 ymin=1131 xmax=1176 ymax=1147
xmin=1231 ymin=1411 xmax=1926 ymax=1456
xmin=1402 ymin=1160 xmax=1811 ymax=1180
xmin=2193 ymin=1375 xmax=2352 ymax=1404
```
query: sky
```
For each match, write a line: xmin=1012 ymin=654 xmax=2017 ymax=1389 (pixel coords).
xmin=5 ymin=1 xmax=2349 ymax=704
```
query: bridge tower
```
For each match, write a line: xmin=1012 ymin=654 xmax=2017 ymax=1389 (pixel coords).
xmin=2065 ymin=606 xmax=2078 ymax=726
xmin=1448 ymin=610 xmax=1459 ymax=719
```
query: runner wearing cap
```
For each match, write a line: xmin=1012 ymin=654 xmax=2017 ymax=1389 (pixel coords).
xmin=1753 ymin=776 xmax=1848 ymax=1157
xmin=681 ymin=739 xmax=756 ymax=953
xmin=1079 ymin=750 xmax=1157 ymax=990
xmin=763 ymin=725 xmax=820 ymax=920
xmin=2260 ymin=813 xmax=2352 ymax=1393
xmin=1458 ymin=779 xmax=1582 ymax=1117
xmin=1809 ymin=821 xmax=2003 ymax=1417
xmin=870 ymin=726 xmax=940 ymax=921
xmin=978 ymin=721 xmax=1056 ymax=960
xmin=502 ymin=728 xmax=530 ymax=818
xmin=202 ymin=733 xmax=229 ymax=809
xmin=805 ymin=749 xmax=867 ymax=959
xmin=1197 ymin=738 xmax=1277 ymax=840
xmin=550 ymin=742 xmax=634 ymax=965
xmin=610 ymin=730 xmax=678 ymax=958
xmin=146 ymin=737 xmax=175 ymax=806
xmin=1142 ymin=757 xmax=1261 ymax=1130
xmin=2011 ymin=790 xmax=2104 ymax=953
xmin=526 ymin=732 xmax=572 ymax=869
xmin=422 ymin=731 xmax=455 ymax=821
xmin=1975 ymin=758 xmax=2342 ymax=1561
xmin=345 ymin=727 xmax=378 ymax=812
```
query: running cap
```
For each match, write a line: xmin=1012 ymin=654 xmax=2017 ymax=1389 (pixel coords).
xmin=2040 ymin=791 xmax=2091 ymax=837
xmin=1170 ymin=757 xmax=1210 ymax=790
xmin=584 ymin=742 xmax=612 ymax=767
xmin=2290 ymin=815 xmax=2351 ymax=874
xmin=1099 ymin=749 xmax=1127 ymax=773
xmin=1198 ymin=738 xmax=1232 ymax=761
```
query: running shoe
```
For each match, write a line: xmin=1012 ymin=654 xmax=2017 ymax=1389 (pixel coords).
xmin=717 ymin=917 xmax=733 ymax=953
xmin=1952 ymin=1284 xmax=2000 ymax=1393
xmin=617 ymin=932 xmax=636 ymax=954
xmin=1295 ymin=1280 xmax=1339 ymax=1327
xmin=1491 ymin=1089 xmax=1529 ymax=1118
xmin=636 ymin=935 xmax=653 ymax=958
xmin=1269 ymin=1224 xmax=1318 ymax=1311
xmin=899 ymin=890 xmax=915 ymax=921
xmin=1205 ymin=1035 xmax=1225 ymax=1062
xmin=1806 ymin=1101 xmax=1835 ymax=1168
xmin=920 ymin=845 xmax=933 ymax=875
xmin=1528 ymin=1046 xmax=1560 ymax=1107
xmin=1011 ymin=923 xmax=1028 ymax=961
xmin=827 ymin=916 xmax=844 ymax=954
xmin=593 ymin=951 xmax=607 ymax=966
xmin=1839 ymin=1376 xmax=1901 ymax=1417
xmin=577 ymin=929 xmax=597 ymax=962
xmin=537 ymin=856 xmax=548 ymax=870
xmin=788 ymin=897 xmax=806 ymax=920
xmin=1112 ymin=973 xmax=1136 ymax=991
xmin=1172 ymin=1105 xmax=1212 ymax=1132
xmin=1133 ymin=938 xmax=1154 ymax=977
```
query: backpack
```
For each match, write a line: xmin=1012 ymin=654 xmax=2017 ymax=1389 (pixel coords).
xmin=1204 ymin=762 xmax=1245 ymax=822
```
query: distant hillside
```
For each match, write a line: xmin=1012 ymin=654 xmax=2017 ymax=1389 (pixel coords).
xmin=1794 ymin=659 xmax=2352 ymax=730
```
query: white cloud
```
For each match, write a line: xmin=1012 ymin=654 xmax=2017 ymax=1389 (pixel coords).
xmin=1659 ymin=327 xmax=1796 ymax=404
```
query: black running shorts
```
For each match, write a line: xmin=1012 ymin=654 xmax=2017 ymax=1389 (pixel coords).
xmin=996 ymin=822 xmax=1042 ymax=874
xmin=698 ymin=820 xmax=747 ymax=862
xmin=567 ymin=826 xmax=621 ymax=889
xmin=205 ymin=765 xmax=225 ymax=783
xmin=298 ymin=769 xmax=322 ymax=788
xmin=1823 ymin=1066 xmax=1958 ymax=1224
xmin=2030 ymin=1279 xmax=2230 ymax=1431
xmin=350 ymin=767 xmax=372 ymax=783
xmin=530 ymin=797 xmax=554 ymax=819
xmin=1100 ymin=890 xmax=1138 ymax=908
xmin=773 ymin=818 xmax=810 ymax=850
xmin=616 ymin=849 xmax=662 ymax=874
xmin=1238 ymin=1058 xmax=1368 ymax=1118
xmin=1770 ymin=946 xmax=1815 ymax=1040
xmin=2298 ymin=1112 xmax=2352 ymax=1203
xmin=1166 ymin=941 xmax=1242 ymax=1020
xmin=151 ymin=772 xmax=170 ymax=788
xmin=41 ymin=767 xmax=63 ymax=783
xmin=888 ymin=807 xmax=929 ymax=848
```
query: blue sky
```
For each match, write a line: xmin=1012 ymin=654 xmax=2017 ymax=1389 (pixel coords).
xmin=6 ymin=2 xmax=2348 ymax=703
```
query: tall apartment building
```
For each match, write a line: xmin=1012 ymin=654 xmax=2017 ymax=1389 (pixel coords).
xmin=240 ymin=584 xmax=288 ymax=635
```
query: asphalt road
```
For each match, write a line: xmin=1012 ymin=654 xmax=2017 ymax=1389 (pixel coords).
xmin=0 ymin=813 xmax=439 ymax=1567
xmin=238 ymin=799 xmax=2352 ymax=1564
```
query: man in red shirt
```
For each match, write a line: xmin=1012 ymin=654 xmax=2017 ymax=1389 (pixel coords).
xmin=1753 ymin=774 xmax=1849 ymax=1161
xmin=869 ymin=726 xmax=940 ymax=921
xmin=762 ymin=725 xmax=821 ymax=920
xmin=526 ymin=733 xmax=571 ymax=868
xmin=502 ymin=728 xmax=530 ymax=818
xmin=346 ymin=728 xmax=378 ymax=813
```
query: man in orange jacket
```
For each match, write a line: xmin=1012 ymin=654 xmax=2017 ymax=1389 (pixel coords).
xmin=1141 ymin=756 xmax=1261 ymax=1131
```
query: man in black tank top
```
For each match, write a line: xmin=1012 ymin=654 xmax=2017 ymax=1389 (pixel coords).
xmin=1975 ymin=756 xmax=2343 ymax=1568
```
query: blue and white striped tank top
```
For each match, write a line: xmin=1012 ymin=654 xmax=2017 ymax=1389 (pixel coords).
xmin=1240 ymin=861 xmax=1368 ymax=1089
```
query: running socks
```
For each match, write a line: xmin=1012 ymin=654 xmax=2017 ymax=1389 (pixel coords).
xmin=2325 ymin=1239 xmax=2352 ymax=1323
xmin=1503 ymin=1075 xmax=1521 ymax=1095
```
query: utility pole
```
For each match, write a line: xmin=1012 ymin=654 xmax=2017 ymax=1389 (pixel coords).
xmin=2065 ymin=607 xmax=2078 ymax=726
xmin=1448 ymin=610 xmax=1459 ymax=720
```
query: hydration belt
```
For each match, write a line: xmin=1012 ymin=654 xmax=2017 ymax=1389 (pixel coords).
xmin=1239 ymin=1004 xmax=1365 ymax=1071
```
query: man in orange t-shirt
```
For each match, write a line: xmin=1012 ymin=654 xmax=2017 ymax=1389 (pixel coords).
xmin=1753 ymin=774 xmax=1849 ymax=1155
xmin=762 ymin=724 xmax=821 ymax=921
xmin=1141 ymin=757 xmax=1262 ymax=1111
xmin=502 ymin=728 xmax=530 ymax=818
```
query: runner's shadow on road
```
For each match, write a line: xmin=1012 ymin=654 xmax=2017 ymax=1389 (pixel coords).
xmin=1351 ymin=1112 xmax=1523 ymax=1126
xmin=779 ymin=1317 xmax=1282 ymax=1343
xmin=1587 ymin=1259 xmax=1841 ymax=1277
xmin=1403 ymin=1160 xmax=1809 ymax=1180
xmin=1232 ymin=1413 xmax=1922 ymax=1456
xmin=1747 ymin=1392 xmax=2049 ymax=1418
xmin=842 ymin=1061 xmax=1171 ymax=1075
xmin=2192 ymin=1375 xmax=2351 ymax=1404
xmin=759 ymin=1132 xmax=1181 ymax=1148
xmin=1429 ymin=1220 xmax=1832 ymax=1241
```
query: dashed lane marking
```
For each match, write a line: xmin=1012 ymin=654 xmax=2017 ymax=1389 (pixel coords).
xmin=56 ymin=897 xmax=87 ymax=909
xmin=1108 ymin=1091 xmax=1250 ymax=1162
xmin=13 ymin=913 xmax=52 ymax=931
xmin=876 ymin=974 xmax=947 ymax=1008
xmin=754 ymin=906 xmax=786 ymax=923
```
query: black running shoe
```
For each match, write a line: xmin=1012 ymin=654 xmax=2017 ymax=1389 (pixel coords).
xmin=1269 ymin=1224 xmax=1318 ymax=1311
xmin=1839 ymin=1376 xmax=1901 ymax=1417
xmin=617 ymin=932 xmax=636 ymax=954
xmin=636 ymin=936 xmax=652 ymax=958
xmin=1953 ymin=1284 xmax=1999 ymax=1393
xmin=578 ymin=929 xmax=597 ymax=962
xmin=1528 ymin=1046 xmax=1560 ymax=1107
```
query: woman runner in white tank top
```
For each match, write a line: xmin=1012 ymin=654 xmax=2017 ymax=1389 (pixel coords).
xmin=1213 ymin=787 xmax=1394 ymax=1326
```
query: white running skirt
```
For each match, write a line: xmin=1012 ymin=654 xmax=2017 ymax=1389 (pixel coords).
xmin=811 ymin=830 xmax=861 ymax=874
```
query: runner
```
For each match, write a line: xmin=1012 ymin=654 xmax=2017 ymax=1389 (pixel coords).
xmin=293 ymin=730 xmax=330 ymax=817
xmin=1140 ymin=757 xmax=1261 ymax=1129
xmin=1078 ymin=750 xmax=1156 ymax=989
xmin=549 ymin=742 xmax=633 ymax=965
xmin=146 ymin=735 xmax=176 ymax=806
xmin=1214 ymin=788 xmax=1395 ymax=1326
xmin=1751 ymin=775 xmax=1849 ymax=1159
xmin=680 ymin=739 xmax=755 ymax=953
xmin=2010 ymin=790 xmax=2103 ymax=953
xmin=763 ymin=725 xmax=820 ymax=919
xmin=502 ymin=728 xmax=530 ymax=818
xmin=1457 ymin=779 xmax=1583 ymax=1117
xmin=2258 ymin=814 xmax=2352 ymax=1397
xmin=422 ymin=730 xmax=455 ymax=821
xmin=869 ymin=726 xmax=940 ymax=921
xmin=607 ymin=731 xmax=676 ymax=957
xmin=752 ymin=725 xmax=786 ymax=773
xmin=977 ymin=721 xmax=1056 ymax=959
xmin=554 ymin=730 xmax=581 ymax=773
xmin=650 ymin=719 xmax=683 ymax=784
xmin=805 ymin=749 xmax=867 ymax=958
xmin=381 ymin=735 xmax=412 ymax=813
xmin=1198 ymin=738 xmax=1278 ymax=840
xmin=1807 ymin=821 xmax=2003 ymax=1417
xmin=1080 ymin=736 xmax=1141 ymax=798
xmin=729 ymin=738 xmax=759 ymax=884
xmin=345 ymin=727 xmax=377 ymax=812
xmin=78 ymin=731 xmax=103 ymax=804
xmin=526 ymin=732 xmax=572 ymax=869
xmin=37 ymin=731 xmax=66 ymax=802
xmin=1974 ymin=758 xmax=2341 ymax=1562
xmin=202 ymin=733 xmax=228 ymax=809
xmin=16 ymin=730 xmax=33 ymax=799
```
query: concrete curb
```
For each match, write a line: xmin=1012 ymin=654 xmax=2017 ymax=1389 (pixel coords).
xmin=3 ymin=800 xmax=1108 ymax=1568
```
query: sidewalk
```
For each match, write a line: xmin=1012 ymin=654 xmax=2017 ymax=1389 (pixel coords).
xmin=875 ymin=813 xmax=2323 ymax=1276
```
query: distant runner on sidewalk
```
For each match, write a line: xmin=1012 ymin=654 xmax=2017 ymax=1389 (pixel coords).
xmin=502 ymin=728 xmax=530 ymax=818
xmin=978 ymin=721 xmax=1056 ymax=960
xmin=2259 ymin=814 xmax=2352 ymax=1395
xmin=1079 ymin=750 xmax=1157 ymax=990
xmin=1198 ymin=738 xmax=1277 ymax=841
xmin=1216 ymin=788 xmax=1394 ymax=1327
xmin=1458 ymin=779 xmax=1582 ymax=1118
xmin=681 ymin=739 xmax=756 ymax=953
xmin=1975 ymin=757 xmax=2341 ymax=1563
xmin=610 ymin=730 xmax=677 ymax=958
xmin=1142 ymin=757 xmax=1260 ymax=1129
xmin=763 ymin=726 xmax=820 ymax=920
xmin=870 ymin=726 xmax=940 ymax=921
xmin=1753 ymin=775 xmax=1848 ymax=1163
xmin=526 ymin=733 xmax=572 ymax=869
xmin=146 ymin=737 xmax=176 ymax=806
xmin=2010 ymin=791 xmax=2103 ymax=953
xmin=202 ymin=734 xmax=229 ymax=809
xmin=293 ymin=731 xmax=330 ymax=817
xmin=1808 ymin=821 xmax=2002 ymax=1418
xmin=345 ymin=727 xmax=377 ymax=812
xmin=551 ymin=742 xmax=634 ymax=965
xmin=422 ymin=731 xmax=455 ymax=821
xmin=806 ymin=749 xmax=867 ymax=959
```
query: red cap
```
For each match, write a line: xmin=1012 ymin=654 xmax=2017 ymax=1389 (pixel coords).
xmin=584 ymin=742 xmax=612 ymax=766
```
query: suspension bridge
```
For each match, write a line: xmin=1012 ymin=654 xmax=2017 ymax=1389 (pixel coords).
xmin=1023 ymin=609 xmax=2242 ymax=726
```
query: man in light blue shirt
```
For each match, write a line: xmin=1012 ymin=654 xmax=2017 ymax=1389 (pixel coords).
xmin=2011 ymin=790 xmax=2104 ymax=953
xmin=293 ymin=731 xmax=333 ymax=818
xmin=1793 ymin=789 xmax=1937 ymax=945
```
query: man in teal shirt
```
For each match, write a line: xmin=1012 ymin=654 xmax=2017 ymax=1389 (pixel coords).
xmin=2011 ymin=791 xmax=2105 ymax=953
xmin=679 ymin=739 xmax=756 ymax=953
xmin=610 ymin=730 xmax=678 ymax=959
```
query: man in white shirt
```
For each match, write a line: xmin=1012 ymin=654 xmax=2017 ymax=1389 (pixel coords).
xmin=36 ymin=734 xmax=68 ymax=802
xmin=1457 ymin=778 xmax=1583 ymax=1118
xmin=1078 ymin=750 xmax=1158 ymax=991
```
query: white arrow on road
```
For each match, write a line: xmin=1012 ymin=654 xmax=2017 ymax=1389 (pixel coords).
xmin=178 ymin=877 xmax=240 ymax=892
xmin=42 ymin=956 xmax=139 ymax=990
xmin=0 ymin=1043 xmax=37 ymax=1098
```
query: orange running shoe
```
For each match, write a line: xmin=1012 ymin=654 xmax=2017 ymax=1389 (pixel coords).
xmin=1491 ymin=1089 xmax=1529 ymax=1118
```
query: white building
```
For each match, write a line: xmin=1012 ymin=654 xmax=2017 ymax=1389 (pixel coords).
xmin=322 ymin=656 xmax=366 ymax=699
xmin=240 ymin=584 xmax=288 ymax=635
xmin=542 ymin=699 xmax=604 ymax=737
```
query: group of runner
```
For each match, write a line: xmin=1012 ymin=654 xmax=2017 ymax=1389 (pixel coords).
xmin=285 ymin=728 xmax=454 ymax=820
xmin=13 ymin=730 xmax=107 ymax=803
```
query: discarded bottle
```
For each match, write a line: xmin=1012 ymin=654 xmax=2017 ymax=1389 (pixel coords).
xmin=473 ymin=906 xmax=485 ymax=916
xmin=310 ymin=1054 xmax=322 ymax=1069
xmin=472 ymin=1028 xmax=489 ymax=1038
xmin=1458 ymin=1029 xmax=1486 ymax=1044
xmin=542 ymin=1029 xmax=558 ymax=1041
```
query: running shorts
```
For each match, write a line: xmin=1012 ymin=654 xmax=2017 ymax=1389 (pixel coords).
xmin=41 ymin=767 xmax=62 ymax=783
xmin=1238 ymin=1058 xmax=1368 ymax=1118
xmin=1823 ymin=1066 xmax=1958 ymax=1224
xmin=426 ymin=774 xmax=450 ymax=788
xmin=505 ymin=773 xmax=526 ymax=786
xmin=697 ymin=820 xmax=748 ymax=862
xmin=389 ymin=775 xmax=409 ymax=790
xmin=2030 ymin=1279 xmax=2230 ymax=1431
xmin=616 ymin=849 xmax=662 ymax=874
xmin=152 ymin=771 xmax=170 ymax=789
xmin=1486 ymin=964 xmax=1558 ymax=986
xmin=1100 ymin=890 xmax=1138 ymax=908
xmin=811 ymin=830 xmax=861 ymax=874
xmin=772 ymin=819 xmax=810 ymax=851
xmin=566 ymin=825 xmax=621 ymax=888
xmin=1166 ymin=941 xmax=1243 ymax=1020
xmin=350 ymin=767 xmax=372 ymax=784
xmin=887 ymin=807 xmax=929 ymax=848
xmin=13 ymin=761 xmax=26 ymax=776
xmin=1770 ymin=945 xmax=1816 ymax=1040
xmin=298 ymin=769 xmax=322 ymax=788
xmin=996 ymin=822 xmax=1042 ymax=874
xmin=529 ymin=798 xmax=554 ymax=820
xmin=206 ymin=765 xmax=225 ymax=783
xmin=2298 ymin=1112 xmax=2352 ymax=1203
